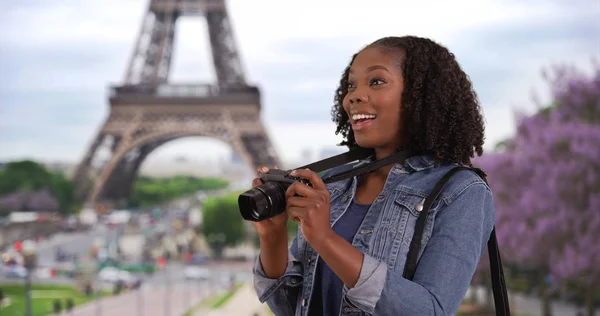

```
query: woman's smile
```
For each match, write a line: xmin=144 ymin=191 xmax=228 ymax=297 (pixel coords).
xmin=351 ymin=116 xmax=375 ymax=131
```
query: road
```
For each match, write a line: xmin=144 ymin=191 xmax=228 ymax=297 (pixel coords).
xmin=4 ymin=189 xmax=225 ymax=271
xmin=0 ymin=226 xmax=114 ymax=285
xmin=147 ymin=261 xmax=253 ymax=288
xmin=1 ymin=220 xmax=163 ymax=285
xmin=34 ymin=197 xmax=191 ymax=266
xmin=35 ymin=224 xmax=120 ymax=264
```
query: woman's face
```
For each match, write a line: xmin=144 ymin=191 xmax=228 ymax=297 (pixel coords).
xmin=342 ymin=46 xmax=405 ymax=150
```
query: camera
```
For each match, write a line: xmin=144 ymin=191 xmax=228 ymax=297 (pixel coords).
xmin=238 ymin=169 xmax=311 ymax=222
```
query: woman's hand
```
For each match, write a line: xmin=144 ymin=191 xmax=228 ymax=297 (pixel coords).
xmin=285 ymin=168 xmax=335 ymax=247
xmin=250 ymin=166 xmax=288 ymax=239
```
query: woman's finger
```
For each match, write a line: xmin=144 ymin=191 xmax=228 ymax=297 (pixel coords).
xmin=290 ymin=168 xmax=326 ymax=190
xmin=286 ymin=206 xmax=307 ymax=222
xmin=285 ymin=181 xmax=318 ymax=200
xmin=252 ymin=178 xmax=263 ymax=188
xmin=256 ymin=165 xmax=269 ymax=176
xmin=286 ymin=196 xmax=312 ymax=208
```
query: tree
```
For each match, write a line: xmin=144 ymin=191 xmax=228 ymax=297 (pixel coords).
xmin=49 ymin=171 xmax=78 ymax=214
xmin=0 ymin=160 xmax=79 ymax=214
xmin=0 ymin=160 xmax=53 ymax=194
xmin=200 ymin=192 xmax=246 ymax=258
xmin=476 ymin=63 xmax=600 ymax=316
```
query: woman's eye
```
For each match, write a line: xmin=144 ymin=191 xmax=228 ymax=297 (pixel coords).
xmin=347 ymin=82 xmax=356 ymax=89
xmin=370 ymin=78 xmax=385 ymax=86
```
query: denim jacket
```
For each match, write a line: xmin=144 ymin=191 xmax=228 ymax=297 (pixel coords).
xmin=253 ymin=154 xmax=495 ymax=316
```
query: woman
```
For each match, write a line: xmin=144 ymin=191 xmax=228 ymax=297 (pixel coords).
xmin=251 ymin=36 xmax=494 ymax=316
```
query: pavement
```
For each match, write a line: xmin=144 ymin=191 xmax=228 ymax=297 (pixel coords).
xmin=195 ymin=282 xmax=271 ymax=316
xmin=70 ymin=283 xmax=211 ymax=316
xmin=56 ymin=260 xmax=255 ymax=316
xmin=65 ymin=282 xmax=268 ymax=316
xmin=196 ymin=283 xmax=599 ymax=316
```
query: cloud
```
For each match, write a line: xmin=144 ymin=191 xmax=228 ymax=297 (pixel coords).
xmin=448 ymin=13 xmax=600 ymax=109
xmin=0 ymin=0 xmax=599 ymax=166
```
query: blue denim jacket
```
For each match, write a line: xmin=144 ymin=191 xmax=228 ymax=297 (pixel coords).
xmin=253 ymin=154 xmax=495 ymax=316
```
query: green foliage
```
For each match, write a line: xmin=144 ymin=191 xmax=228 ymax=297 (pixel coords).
xmin=0 ymin=161 xmax=230 ymax=214
xmin=48 ymin=171 xmax=78 ymax=214
xmin=200 ymin=192 xmax=246 ymax=257
xmin=129 ymin=175 xmax=228 ymax=207
xmin=210 ymin=283 xmax=242 ymax=308
xmin=0 ymin=283 xmax=99 ymax=316
xmin=0 ymin=160 xmax=79 ymax=214
xmin=0 ymin=160 xmax=52 ymax=193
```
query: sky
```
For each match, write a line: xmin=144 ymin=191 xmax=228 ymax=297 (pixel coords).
xmin=0 ymin=0 xmax=599 ymax=170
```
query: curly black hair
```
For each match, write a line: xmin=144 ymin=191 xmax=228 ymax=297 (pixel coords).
xmin=331 ymin=36 xmax=485 ymax=166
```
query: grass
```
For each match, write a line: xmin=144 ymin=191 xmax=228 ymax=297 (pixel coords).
xmin=211 ymin=290 xmax=236 ymax=309
xmin=198 ymin=292 xmax=224 ymax=309
xmin=182 ymin=283 xmax=244 ymax=316
xmin=0 ymin=283 xmax=98 ymax=316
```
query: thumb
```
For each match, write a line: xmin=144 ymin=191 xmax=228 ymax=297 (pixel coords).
xmin=252 ymin=178 xmax=263 ymax=187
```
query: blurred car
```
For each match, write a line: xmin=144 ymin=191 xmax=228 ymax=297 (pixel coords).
xmin=182 ymin=266 xmax=210 ymax=280
xmin=3 ymin=264 xmax=27 ymax=278
xmin=98 ymin=266 xmax=140 ymax=288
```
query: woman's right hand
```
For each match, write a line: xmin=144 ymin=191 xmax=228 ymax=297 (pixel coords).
xmin=251 ymin=165 xmax=289 ymax=239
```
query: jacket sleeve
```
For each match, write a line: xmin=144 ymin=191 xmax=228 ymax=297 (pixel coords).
xmin=252 ymin=167 xmax=344 ymax=315
xmin=252 ymin=233 xmax=304 ymax=316
xmin=341 ymin=182 xmax=495 ymax=315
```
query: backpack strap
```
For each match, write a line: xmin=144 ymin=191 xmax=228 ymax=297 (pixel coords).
xmin=402 ymin=166 xmax=511 ymax=316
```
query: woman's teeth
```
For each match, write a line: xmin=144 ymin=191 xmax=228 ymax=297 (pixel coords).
xmin=351 ymin=114 xmax=376 ymax=121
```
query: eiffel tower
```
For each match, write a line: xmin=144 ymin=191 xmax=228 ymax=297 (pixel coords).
xmin=72 ymin=0 xmax=281 ymax=208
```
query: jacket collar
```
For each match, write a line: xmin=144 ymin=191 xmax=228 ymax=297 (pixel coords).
xmin=354 ymin=152 xmax=436 ymax=173
xmin=404 ymin=154 xmax=436 ymax=172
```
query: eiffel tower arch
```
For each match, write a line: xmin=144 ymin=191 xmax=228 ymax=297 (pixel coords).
xmin=72 ymin=0 xmax=281 ymax=208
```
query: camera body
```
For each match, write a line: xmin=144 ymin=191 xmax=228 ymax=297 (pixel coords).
xmin=238 ymin=169 xmax=311 ymax=222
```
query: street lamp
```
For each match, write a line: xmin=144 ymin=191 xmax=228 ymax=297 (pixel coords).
xmin=22 ymin=239 xmax=37 ymax=316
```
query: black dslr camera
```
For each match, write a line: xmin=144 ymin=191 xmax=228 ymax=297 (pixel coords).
xmin=238 ymin=147 xmax=406 ymax=222
xmin=238 ymin=169 xmax=311 ymax=222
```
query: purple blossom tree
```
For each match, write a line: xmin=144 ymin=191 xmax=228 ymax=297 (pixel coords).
xmin=475 ymin=63 xmax=600 ymax=316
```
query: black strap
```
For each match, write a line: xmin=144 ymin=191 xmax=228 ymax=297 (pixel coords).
xmin=403 ymin=166 xmax=511 ymax=316
xmin=298 ymin=147 xmax=373 ymax=173
xmin=297 ymin=147 xmax=414 ymax=184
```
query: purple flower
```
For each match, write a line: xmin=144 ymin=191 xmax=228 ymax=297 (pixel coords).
xmin=474 ymin=62 xmax=600 ymax=284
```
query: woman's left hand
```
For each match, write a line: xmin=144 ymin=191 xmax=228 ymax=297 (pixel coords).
xmin=285 ymin=168 xmax=335 ymax=247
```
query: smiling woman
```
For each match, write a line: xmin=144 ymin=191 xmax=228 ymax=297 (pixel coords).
xmin=250 ymin=35 xmax=498 ymax=316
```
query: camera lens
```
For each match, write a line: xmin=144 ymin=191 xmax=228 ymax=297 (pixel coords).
xmin=238 ymin=186 xmax=269 ymax=220
xmin=238 ymin=182 xmax=287 ymax=221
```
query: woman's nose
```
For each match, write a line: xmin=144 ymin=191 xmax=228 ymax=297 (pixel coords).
xmin=348 ymin=89 xmax=368 ymax=104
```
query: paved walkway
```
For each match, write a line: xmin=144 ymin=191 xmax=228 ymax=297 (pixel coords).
xmin=195 ymin=283 xmax=270 ymax=316
xmin=200 ymin=284 xmax=598 ymax=316
xmin=70 ymin=284 xmax=210 ymax=316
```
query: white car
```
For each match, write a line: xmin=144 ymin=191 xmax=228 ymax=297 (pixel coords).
xmin=3 ymin=265 xmax=27 ymax=278
xmin=98 ymin=267 xmax=136 ymax=285
xmin=182 ymin=266 xmax=210 ymax=280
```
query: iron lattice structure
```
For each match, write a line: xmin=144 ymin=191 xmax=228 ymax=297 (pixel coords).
xmin=73 ymin=0 xmax=281 ymax=207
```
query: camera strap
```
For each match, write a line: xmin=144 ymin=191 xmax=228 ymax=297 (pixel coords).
xmin=298 ymin=147 xmax=414 ymax=184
